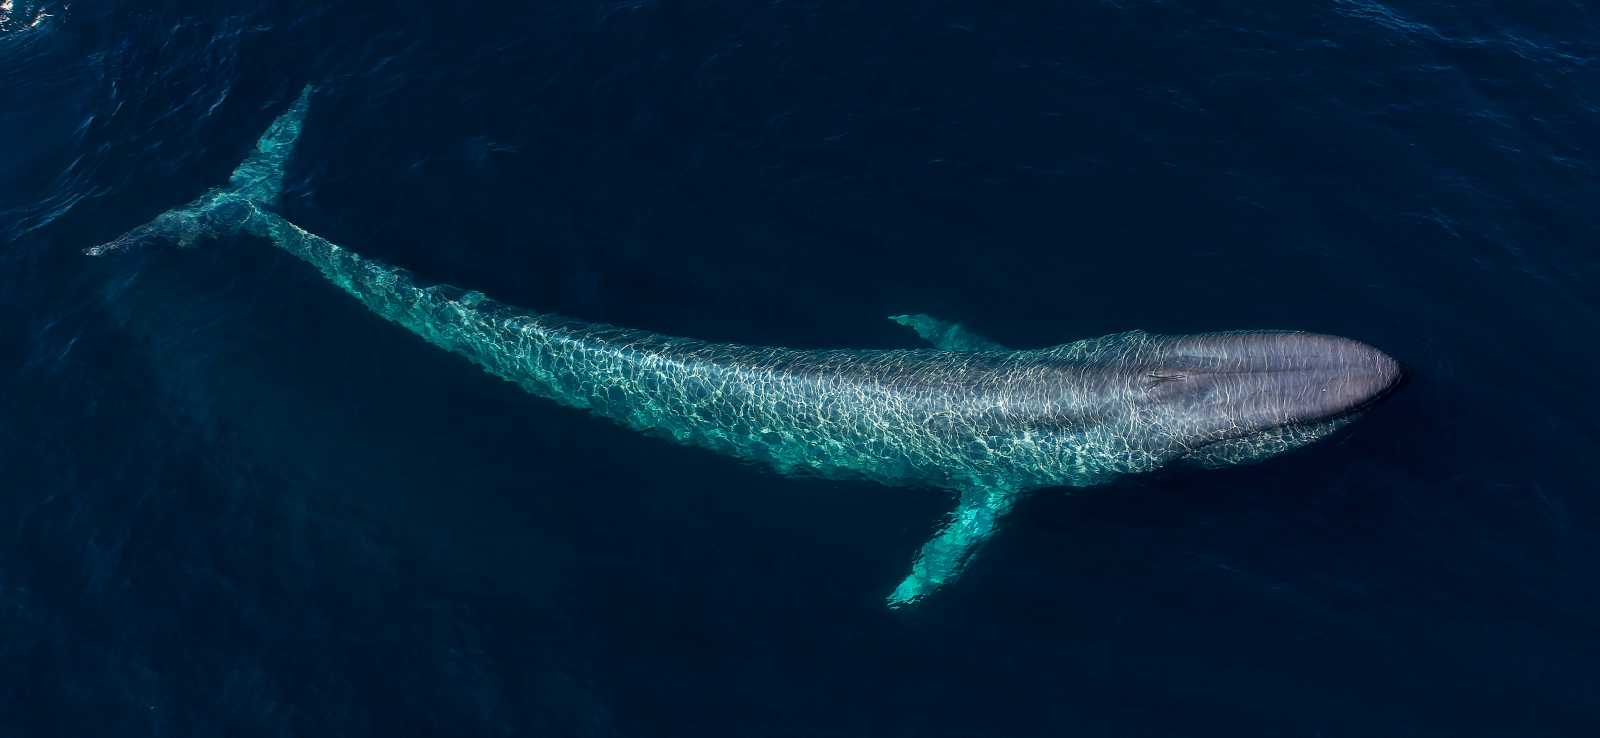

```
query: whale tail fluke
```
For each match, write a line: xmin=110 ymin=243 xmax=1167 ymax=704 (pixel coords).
xmin=225 ymin=83 xmax=315 ymax=206
xmin=87 ymin=84 xmax=315 ymax=256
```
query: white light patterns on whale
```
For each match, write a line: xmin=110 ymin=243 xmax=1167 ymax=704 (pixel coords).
xmin=88 ymin=86 xmax=1403 ymax=607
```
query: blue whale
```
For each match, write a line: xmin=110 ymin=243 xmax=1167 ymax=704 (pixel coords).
xmin=92 ymin=88 xmax=1404 ymax=607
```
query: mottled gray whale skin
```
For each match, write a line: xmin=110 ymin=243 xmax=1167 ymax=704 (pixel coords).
xmin=89 ymin=87 xmax=1404 ymax=607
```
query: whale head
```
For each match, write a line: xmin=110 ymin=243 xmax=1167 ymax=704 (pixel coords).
xmin=1121 ymin=331 xmax=1404 ymax=467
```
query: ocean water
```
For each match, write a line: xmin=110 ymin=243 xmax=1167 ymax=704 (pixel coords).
xmin=2 ymin=0 xmax=1598 ymax=735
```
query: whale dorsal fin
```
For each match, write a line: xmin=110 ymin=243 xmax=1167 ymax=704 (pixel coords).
xmin=887 ymin=485 xmax=1018 ymax=608
xmin=889 ymin=314 xmax=1009 ymax=352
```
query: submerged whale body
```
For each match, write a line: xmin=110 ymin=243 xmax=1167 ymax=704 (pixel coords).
xmin=92 ymin=87 xmax=1404 ymax=607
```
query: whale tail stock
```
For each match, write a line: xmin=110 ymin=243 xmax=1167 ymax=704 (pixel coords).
xmin=86 ymin=84 xmax=315 ymax=256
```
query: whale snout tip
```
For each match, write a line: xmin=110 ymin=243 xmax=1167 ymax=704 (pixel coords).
xmin=1377 ymin=348 xmax=1405 ymax=393
xmin=1298 ymin=335 xmax=1405 ymax=420
xmin=1348 ymin=338 xmax=1405 ymax=408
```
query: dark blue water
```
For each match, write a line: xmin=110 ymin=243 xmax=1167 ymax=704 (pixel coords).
xmin=3 ymin=1 xmax=1598 ymax=735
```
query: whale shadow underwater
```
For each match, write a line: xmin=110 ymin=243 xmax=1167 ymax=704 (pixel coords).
xmin=90 ymin=86 xmax=1405 ymax=608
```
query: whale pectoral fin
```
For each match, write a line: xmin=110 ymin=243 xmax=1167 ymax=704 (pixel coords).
xmin=888 ymin=314 xmax=1008 ymax=352
xmin=887 ymin=486 xmax=1018 ymax=608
